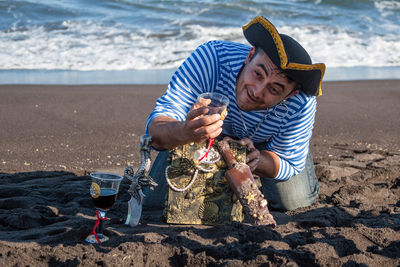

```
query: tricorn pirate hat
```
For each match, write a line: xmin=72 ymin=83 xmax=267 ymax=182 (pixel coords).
xmin=243 ymin=16 xmax=326 ymax=96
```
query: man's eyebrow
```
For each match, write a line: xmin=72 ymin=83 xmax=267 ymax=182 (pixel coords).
xmin=257 ymin=64 xmax=285 ymax=90
xmin=257 ymin=63 xmax=269 ymax=77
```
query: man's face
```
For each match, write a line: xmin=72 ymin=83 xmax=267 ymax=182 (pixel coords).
xmin=235 ymin=47 xmax=298 ymax=111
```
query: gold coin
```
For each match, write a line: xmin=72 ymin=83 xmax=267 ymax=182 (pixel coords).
xmin=90 ymin=182 xmax=101 ymax=198
xmin=220 ymin=108 xmax=227 ymax=120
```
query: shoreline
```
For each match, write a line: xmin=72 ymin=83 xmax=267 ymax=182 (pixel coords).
xmin=1 ymin=66 xmax=400 ymax=85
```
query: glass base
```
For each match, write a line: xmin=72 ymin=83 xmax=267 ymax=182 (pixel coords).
xmin=85 ymin=233 xmax=109 ymax=244
xmin=194 ymin=147 xmax=220 ymax=164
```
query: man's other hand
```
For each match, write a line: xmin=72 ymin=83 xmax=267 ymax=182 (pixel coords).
xmin=222 ymin=137 xmax=260 ymax=172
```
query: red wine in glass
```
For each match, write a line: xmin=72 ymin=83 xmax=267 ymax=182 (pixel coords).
xmin=91 ymin=188 xmax=118 ymax=211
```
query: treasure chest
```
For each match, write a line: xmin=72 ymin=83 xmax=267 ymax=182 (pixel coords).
xmin=164 ymin=140 xmax=248 ymax=225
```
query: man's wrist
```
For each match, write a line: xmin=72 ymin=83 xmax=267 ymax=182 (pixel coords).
xmin=171 ymin=121 xmax=190 ymax=146
xmin=149 ymin=119 xmax=188 ymax=150
xmin=254 ymin=150 xmax=280 ymax=178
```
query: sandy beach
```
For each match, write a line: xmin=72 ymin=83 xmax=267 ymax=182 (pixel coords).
xmin=0 ymin=80 xmax=399 ymax=266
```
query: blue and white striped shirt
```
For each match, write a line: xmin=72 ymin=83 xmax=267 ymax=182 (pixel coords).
xmin=146 ymin=40 xmax=316 ymax=180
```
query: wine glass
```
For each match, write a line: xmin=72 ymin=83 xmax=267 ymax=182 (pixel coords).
xmin=85 ymin=172 xmax=123 ymax=244
xmin=194 ymin=92 xmax=229 ymax=162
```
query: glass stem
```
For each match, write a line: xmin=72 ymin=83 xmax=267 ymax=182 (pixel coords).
xmin=97 ymin=210 xmax=107 ymax=236
xmin=198 ymin=138 xmax=214 ymax=162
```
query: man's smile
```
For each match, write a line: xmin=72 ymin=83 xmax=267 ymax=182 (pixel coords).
xmin=246 ymin=87 xmax=258 ymax=104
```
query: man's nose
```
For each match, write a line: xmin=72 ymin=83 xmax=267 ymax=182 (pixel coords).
xmin=253 ymin=81 xmax=266 ymax=98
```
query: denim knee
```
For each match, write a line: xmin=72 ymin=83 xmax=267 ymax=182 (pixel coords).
xmin=261 ymin=153 xmax=319 ymax=211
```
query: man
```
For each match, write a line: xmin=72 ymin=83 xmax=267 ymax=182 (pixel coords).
xmin=144 ymin=16 xmax=325 ymax=211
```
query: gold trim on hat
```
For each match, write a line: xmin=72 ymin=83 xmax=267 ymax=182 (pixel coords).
xmin=243 ymin=16 xmax=325 ymax=96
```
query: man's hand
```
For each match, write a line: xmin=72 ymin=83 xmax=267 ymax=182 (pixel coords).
xmin=222 ymin=137 xmax=280 ymax=178
xmin=148 ymin=106 xmax=224 ymax=150
xmin=222 ymin=137 xmax=260 ymax=172
xmin=184 ymin=106 xmax=224 ymax=143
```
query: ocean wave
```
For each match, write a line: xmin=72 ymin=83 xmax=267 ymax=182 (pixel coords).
xmin=0 ymin=0 xmax=399 ymax=71
xmin=0 ymin=21 xmax=243 ymax=71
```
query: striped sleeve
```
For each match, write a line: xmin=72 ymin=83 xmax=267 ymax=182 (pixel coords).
xmin=145 ymin=42 xmax=220 ymax=133
xmin=266 ymin=96 xmax=316 ymax=180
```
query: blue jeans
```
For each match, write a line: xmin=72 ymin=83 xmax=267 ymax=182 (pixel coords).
xmin=143 ymin=151 xmax=319 ymax=211
xmin=142 ymin=150 xmax=170 ymax=209
xmin=260 ymin=152 xmax=319 ymax=211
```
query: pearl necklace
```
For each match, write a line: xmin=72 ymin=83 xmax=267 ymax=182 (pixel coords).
xmin=237 ymin=108 xmax=269 ymax=141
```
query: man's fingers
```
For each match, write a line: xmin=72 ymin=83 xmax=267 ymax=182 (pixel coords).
xmin=208 ymin=127 xmax=222 ymax=138
xmin=247 ymin=154 xmax=260 ymax=172
xmin=245 ymin=144 xmax=260 ymax=172
xmin=187 ymin=111 xmax=221 ymax=128
xmin=190 ymin=127 xmax=223 ymax=144
xmin=184 ymin=109 xmax=224 ymax=142
xmin=247 ymin=148 xmax=259 ymax=162
xmin=195 ymin=97 xmax=212 ymax=108
xmin=192 ymin=119 xmax=223 ymax=139
xmin=237 ymin=137 xmax=255 ymax=148
xmin=186 ymin=106 xmax=209 ymax=120
xmin=222 ymin=136 xmax=234 ymax=142
xmin=247 ymin=160 xmax=257 ymax=172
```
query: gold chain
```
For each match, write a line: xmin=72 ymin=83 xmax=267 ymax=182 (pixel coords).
xmin=237 ymin=108 xmax=269 ymax=141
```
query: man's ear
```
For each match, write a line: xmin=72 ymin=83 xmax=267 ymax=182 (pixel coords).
xmin=244 ymin=46 xmax=256 ymax=64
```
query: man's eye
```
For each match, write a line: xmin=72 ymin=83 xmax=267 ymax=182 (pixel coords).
xmin=254 ymin=70 xmax=262 ymax=78
xmin=270 ymin=87 xmax=279 ymax=95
